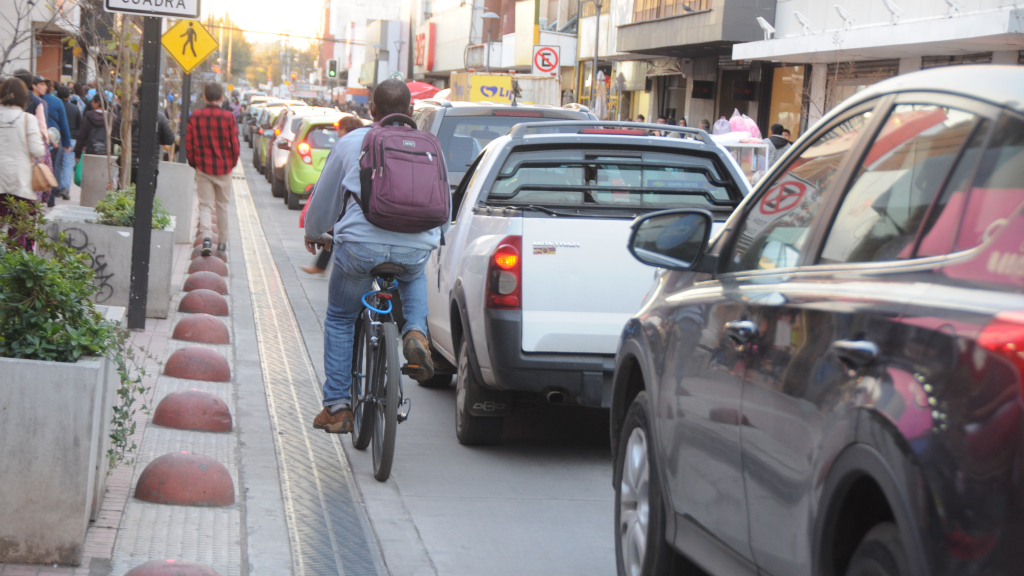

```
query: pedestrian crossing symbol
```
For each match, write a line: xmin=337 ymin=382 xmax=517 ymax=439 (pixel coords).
xmin=162 ymin=19 xmax=218 ymax=74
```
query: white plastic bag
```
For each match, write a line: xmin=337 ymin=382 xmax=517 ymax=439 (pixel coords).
xmin=712 ymin=116 xmax=732 ymax=135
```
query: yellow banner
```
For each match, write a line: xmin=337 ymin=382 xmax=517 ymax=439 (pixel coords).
xmin=468 ymin=75 xmax=514 ymax=103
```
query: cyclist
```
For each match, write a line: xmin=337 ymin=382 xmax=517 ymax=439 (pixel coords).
xmin=303 ymin=79 xmax=447 ymax=434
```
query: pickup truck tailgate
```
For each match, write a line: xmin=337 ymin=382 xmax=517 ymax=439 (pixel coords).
xmin=520 ymin=217 xmax=652 ymax=354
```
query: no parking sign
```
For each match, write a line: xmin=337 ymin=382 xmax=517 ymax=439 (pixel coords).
xmin=532 ymin=46 xmax=560 ymax=76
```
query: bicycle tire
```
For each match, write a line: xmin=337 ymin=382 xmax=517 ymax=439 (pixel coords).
xmin=351 ymin=311 xmax=373 ymax=450
xmin=371 ymin=321 xmax=400 ymax=481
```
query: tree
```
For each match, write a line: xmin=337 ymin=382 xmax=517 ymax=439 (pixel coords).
xmin=0 ymin=0 xmax=73 ymax=75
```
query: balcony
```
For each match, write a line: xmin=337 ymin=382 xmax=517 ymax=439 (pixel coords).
xmin=616 ymin=0 xmax=775 ymax=57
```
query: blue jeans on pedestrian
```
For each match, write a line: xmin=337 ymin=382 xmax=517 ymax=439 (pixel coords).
xmin=59 ymin=139 xmax=76 ymax=190
xmin=322 ymin=241 xmax=431 ymax=407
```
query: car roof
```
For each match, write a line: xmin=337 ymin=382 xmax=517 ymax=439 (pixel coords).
xmin=842 ymin=65 xmax=1024 ymax=114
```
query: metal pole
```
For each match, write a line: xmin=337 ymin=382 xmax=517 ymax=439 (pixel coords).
xmin=534 ymin=0 xmax=541 ymax=45
xmin=128 ymin=16 xmax=163 ymax=329
xmin=177 ymin=72 xmax=191 ymax=163
xmin=591 ymin=0 xmax=600 ymax=106
xmin=486 ymin=26 xmax=491 ymax=74
xmin=227 ymin=27 xmax=233 ymax=80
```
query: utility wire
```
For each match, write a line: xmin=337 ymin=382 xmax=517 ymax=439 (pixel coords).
xmin=203 ymin=23 xmax=365 ymax=46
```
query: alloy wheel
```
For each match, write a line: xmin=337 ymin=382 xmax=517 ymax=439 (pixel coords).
xmin=619 ymin=427 xmax=650 ymax=576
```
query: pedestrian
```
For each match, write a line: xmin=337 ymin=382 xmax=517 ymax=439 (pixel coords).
xmin=299 ymin=115 xmax=364 ymax=276
xmin=653 ymin=116 xmax=667 ymax=137
xmin=0 ymin=78 xmax=48 ymax=249
xmin=57 ymin=85 xmax=80 ymax=197
xmin=13 ymin=71 xmax=56 ymax=206
xmin=763 ymin=123 xmax=792 ymax=168
xmin=667 ymin=116 xmax=689 ymax=138
xmin=699 ymin=119 xmax=711 ymax=132
xmin=303 ymin=79 xmax=449 ymax=433
xmin=75 ymin=94 xmax=112 ymax=159
xmin=781 ymin=128 xmax=791 ymax=142
xmin=636 ymin=114 xmax=645 ymax=123
xmin=116 ymin=99 xmax=175 ymax=187
xmin=39 ymin=79 xmax=71 ymax=204
xmin=185 ymin=83 xmax=239 ymax=257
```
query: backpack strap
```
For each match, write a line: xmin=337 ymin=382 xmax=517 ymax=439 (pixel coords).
xmin=378 ymin=113 xmax=417 ymax=129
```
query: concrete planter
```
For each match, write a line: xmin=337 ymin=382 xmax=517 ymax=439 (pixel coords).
xmin=79 ymin=154 xmax=119 ymax=208
xmin=0 ymin=305 xmax=124 ymax=566
xmin=46 ymin=205 xmax=176 ymax=318
xmin=156 ymin=161 xmax=196 ymax=244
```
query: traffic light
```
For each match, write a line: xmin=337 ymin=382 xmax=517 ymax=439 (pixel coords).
xmin=291 ymin=71 xmax=298 ymax=81
xmin=327 ymin=59 xmax=338 ymax=78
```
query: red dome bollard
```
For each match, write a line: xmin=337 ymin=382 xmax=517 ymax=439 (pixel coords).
xmin=153 ymin=389 xmax=232 ymax=432
xmin=164 ymin=346 xmax=230 ymax=382
xmin=183 ymin=271 xmax=227 ymax=294
xmin=134 ymin=452 xmax=234 ymax=506
xmin=172 ymin=314 xmax=230 ymax=344
xmin=124 ymin=559 xmax=221 ymax=576
xmin=193 ymin=234 xmax=219 ymax=247
xmin=188 ymin=256 xmax=228 ymax=277
xmin=178 ymin=289 xmax=228 ymax=316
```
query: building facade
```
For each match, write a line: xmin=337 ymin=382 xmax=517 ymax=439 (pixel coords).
xmin=0 ymin=0 xmax=81 ymax=81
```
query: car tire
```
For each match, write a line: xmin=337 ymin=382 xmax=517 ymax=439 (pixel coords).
xmin=271 ymin=173 xmax=286 ymax=198
xmin=266 ymin=159 xmax=273 ymax=182
xmin=286 ymin=188 xmax=301 ymax=210
xmin=455 ymin=339 xmax=503 ymax=446
xmin=251 ymin=147 xmax=258 ymax=168
xmin=418 ymin=373 xmax=452 ymax=389
xmin=614 ymin=391 xmax=676 ymax=576
xmin=845 ymin=523 xmax=910 ymax=576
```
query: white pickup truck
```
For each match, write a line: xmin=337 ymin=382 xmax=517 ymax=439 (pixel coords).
xmin=424 ymin=122 xmax=750 ymax=444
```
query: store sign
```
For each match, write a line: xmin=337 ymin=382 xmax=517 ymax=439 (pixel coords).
xmin=646 ymin=58 xmax=681 ymax=77
xmin=691 ymin=80 xmax=714 ymax=100
xmin=415 ymin=23 xmax=436 ymax=72
xmin=105 ymin=0 xmax=200 ymax=19
xmin=732 ymin=80 xmax=757 ymax=101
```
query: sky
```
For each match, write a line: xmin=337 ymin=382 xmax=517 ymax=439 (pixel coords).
xmin=205 ymin=0 xmax=325 ymax=44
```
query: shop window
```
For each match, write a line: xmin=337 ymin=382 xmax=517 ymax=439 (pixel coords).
xmin=767 ymin=66 xmax=805 ymax=140
xmin=632 ymin=0 xmax=709 ymax=23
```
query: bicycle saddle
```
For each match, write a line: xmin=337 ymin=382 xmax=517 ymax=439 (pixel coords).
xmin=370 ymin=262 xmax=407 ymax=279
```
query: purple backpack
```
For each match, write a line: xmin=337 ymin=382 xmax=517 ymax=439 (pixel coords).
xmin=356 ymin=113 xmax=450 ymax=233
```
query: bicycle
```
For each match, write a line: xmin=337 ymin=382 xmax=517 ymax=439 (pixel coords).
xmin=350 ymin=262 xmax=413 ymax=482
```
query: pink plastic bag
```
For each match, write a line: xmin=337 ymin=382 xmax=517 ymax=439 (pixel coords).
xmin=742 ymin=114 xmax=761 ymax=138
xmin=729 ymin=109 xmax=745 ymax=132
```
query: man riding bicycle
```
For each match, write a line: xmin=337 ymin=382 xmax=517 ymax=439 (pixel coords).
xmin=303 ymin=80 xmax=448 ymax=434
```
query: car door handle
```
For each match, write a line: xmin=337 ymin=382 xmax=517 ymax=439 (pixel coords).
xmin=831 ymin=340 xmax=879 ymax=369
xmin=724 ymin=320 xmax=758 ymax=345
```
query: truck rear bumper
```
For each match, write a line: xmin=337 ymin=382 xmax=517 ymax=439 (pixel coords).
xmin=483 ymin=309 xmax=614 ymax=408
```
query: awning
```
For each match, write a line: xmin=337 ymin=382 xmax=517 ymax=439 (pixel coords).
xmin=407 ymin=80 xmax=440 ymax=102
xmin=733 ymin=7 xmax=1024 ymax=63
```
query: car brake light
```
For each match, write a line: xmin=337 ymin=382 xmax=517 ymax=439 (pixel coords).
xmin=978 ymin=311 xmax=1024 ymax=391
xmin=486 ymin=236 xmax=522 ymax=309
xmin=494 ymin=111 xmax=543 ymax=117
xmin=275 ymin=129 xmax=280 ymax=136
xmin=581 ymin=128 xmax=647 ymax=135
xmin=258 ymin=128 xmax=263 ymax=135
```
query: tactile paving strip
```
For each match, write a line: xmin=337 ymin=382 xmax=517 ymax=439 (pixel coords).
xmin=234 ymin=176 xmax=380 ymax=576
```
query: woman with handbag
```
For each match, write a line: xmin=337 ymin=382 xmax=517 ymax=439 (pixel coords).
xmin=0 ymin=77 xmax=50 ymax=249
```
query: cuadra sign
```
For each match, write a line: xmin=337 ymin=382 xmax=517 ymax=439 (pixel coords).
xmin=104 ymin=0 xmax=200 ymax=20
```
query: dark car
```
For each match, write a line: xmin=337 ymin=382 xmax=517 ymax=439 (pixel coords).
xmin=411 ymin=100 xmax=595 ymax=188
xmin=610 ymin=65 xmax=1024 ymax=576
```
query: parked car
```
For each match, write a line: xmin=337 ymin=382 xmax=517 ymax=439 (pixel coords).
xmin=609 ymin=65 xmax=1024 ymax=576
xmin=411 ymin=100 xmax=596 ymax=189
xmin=280 ymin=114 xmax=350 ymax=210
xmin=253 ymin=101 xmax=306 ymax=172
xmin=267 ymin=107 xmax=337 ymax=196
xmin=242 ymin=96 xmax=269 ymax=144
xmin=424 ymin=121 xmax=750 ymax=445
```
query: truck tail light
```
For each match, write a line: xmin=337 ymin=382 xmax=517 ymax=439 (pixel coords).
xmin=297 ymin=141 xmax=312 ymax=164
xmin=486 ymin=236 xmax=522 ymax=310
xmin=978 ymin=310 xmax=1024 ymax=393
xmin=274 ymin=128 xmax=280 ymax=136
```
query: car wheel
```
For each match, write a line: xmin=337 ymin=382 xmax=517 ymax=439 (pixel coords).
xmin=845 ymin=523 xmax=910 ymax=576
xmin=286 ymin=188 xmax=301 ymax=210
xmin=615 ymin=391 xmax=676 ymax=576
xmin=252 ymin=147 xmax=258 ymax=168
xmin=455 ymin=339 xmax=503 ymax=445
xmin=271 ymin=173 xmax=286 ymax=198
xmin=265 ymin=161 xmax=272 ymax=182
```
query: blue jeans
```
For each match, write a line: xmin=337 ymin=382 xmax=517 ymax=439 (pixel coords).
xmin=322 ymin=241 xmax=431 ymax=407
xmin=59 ymin=139 xmax=76 ymax=190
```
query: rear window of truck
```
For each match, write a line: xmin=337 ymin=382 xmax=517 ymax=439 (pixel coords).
xmin=437 ymin=115 xmax=565 ymax=171
xmin=485 ymin=150 xmax=739 ymax=210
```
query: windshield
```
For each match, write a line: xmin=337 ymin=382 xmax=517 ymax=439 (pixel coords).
xmin=437 ymin=116 xmax=563 ymax=172
xmin=307 ymin=127 xmax=338 ymax=149
xmin=485 ymin=151 xmax=738 ymax=211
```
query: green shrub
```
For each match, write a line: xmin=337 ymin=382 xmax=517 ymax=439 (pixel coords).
xmin=94 ymin=185 xmax=172 ymax=230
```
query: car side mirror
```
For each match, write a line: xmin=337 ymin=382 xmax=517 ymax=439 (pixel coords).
xmin=628 ymin=209 xmax=713 ymax=271
xmin=277 ymin=140 xmax=291 ymax=150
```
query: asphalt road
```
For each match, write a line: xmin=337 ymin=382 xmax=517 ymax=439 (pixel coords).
xmin=240 ymin=152 xmax=617 ymax=576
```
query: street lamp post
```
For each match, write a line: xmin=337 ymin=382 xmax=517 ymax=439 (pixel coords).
xmin=393 ymin=38 xmax=406 ymax=77
xmin=482 ymin=12 xmax=500 ymax=74
xmin=579 ymin=0 xmax=603 ymax=106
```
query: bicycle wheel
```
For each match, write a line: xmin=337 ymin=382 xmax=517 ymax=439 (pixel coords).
xmin=371 ymin=321 xmax=400 ymax=481
xmin=351 ymin=311 xmax=374 ymax=450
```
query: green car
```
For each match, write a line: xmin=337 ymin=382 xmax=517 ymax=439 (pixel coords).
xmin=281 ymin=115 xmax=345 ymax=210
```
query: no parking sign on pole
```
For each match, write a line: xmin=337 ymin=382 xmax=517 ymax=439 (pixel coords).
xmin=532 ymin=45 xmax=560 ymax=76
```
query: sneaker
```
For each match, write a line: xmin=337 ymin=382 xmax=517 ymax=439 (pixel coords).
xmin=57 ymin=188 xmax=69 ymax=200
xmin=402 ymin=331 xmax=435 ymax=381
xmin=201 ymin=238 xmax=212 ymax=257
xmin=217 ymin=243 xmax=227 ymax=254
xmin=313 ymin=406 xmax=353 ymax=433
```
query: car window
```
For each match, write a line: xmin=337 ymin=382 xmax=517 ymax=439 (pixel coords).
xmin=728 ymin=107 xmax=876 ymax=272
xmin=819 ymin=104 xmax=979 ymax=264
xmin=290 ymin=118 xmax=304 ymax=132
xmin=306 ymin=127 xmax=338 ymax=149
xmin=452 ymin=154 xmax=485 ymax=221
xmin=437 ymin=115 xmax=562 ymax=171
xmin=415 ymin=108 xmax=436 ymax=132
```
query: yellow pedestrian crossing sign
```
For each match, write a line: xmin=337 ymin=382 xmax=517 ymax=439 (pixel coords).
xmin=162 ymin=20 xmax=218 ymax=75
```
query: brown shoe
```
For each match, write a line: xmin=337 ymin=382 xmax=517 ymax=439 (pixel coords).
xmin=313 ymin=407 xmax=353 ymax=433
xmin=301 ymin=265 xmax=326 ymax=275
xmin=402 ymin=330 xmax=434 ymax=381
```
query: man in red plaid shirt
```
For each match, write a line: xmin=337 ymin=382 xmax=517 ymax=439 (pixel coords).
xmin=186 ymin=83 xmax=239 ymax=256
